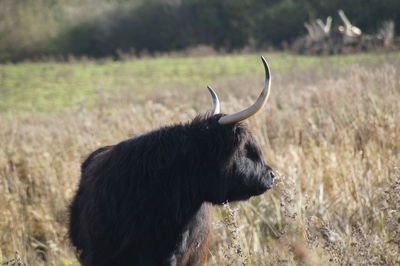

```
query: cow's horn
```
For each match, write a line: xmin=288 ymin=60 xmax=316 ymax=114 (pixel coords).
xmin=207 ymin=85 xmax=220 ymax=114
xmin=218 ymin=56 xmax=271 ymax=125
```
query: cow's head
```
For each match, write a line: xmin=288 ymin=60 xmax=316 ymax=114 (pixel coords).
xmin=189 ymin=57 xmax=275 ymax=204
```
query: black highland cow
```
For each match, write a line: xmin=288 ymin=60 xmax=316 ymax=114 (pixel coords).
xmin=69 ymin=57 xmax=275 ymax=266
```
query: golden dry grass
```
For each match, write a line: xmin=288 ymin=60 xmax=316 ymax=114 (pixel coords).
xmin=0 ymin=53 xmax=399 ymax=265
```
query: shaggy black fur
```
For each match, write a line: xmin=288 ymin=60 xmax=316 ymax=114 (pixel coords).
xmin=69 ymin=114 xmax=275 ymax=266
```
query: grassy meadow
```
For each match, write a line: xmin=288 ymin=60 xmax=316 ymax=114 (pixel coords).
xmin=0 ymin=53 xmax=399 ymax=265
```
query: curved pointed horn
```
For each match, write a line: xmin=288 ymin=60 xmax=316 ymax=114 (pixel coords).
xmin=218 ymin=56 xmax=271 ymax=125
xmin=207 ymin=85 xmax=220 ymax=114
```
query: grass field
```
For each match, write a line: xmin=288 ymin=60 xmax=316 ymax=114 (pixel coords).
xmin=0 ymin=53 xmax=399 ymax=265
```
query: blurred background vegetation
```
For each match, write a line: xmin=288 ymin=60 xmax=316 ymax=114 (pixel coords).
xmin=1 ymin=0 xmax=399 ymax=62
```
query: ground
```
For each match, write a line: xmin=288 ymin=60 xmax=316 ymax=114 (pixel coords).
xmin=0 ymin=53 xmax=399 ymax=265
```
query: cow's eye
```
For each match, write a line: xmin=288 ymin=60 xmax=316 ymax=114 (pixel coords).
xmin=245 ymin=145 xmax=260 ymax=161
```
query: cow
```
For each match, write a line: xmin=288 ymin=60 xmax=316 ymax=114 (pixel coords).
xmin=69 ymin=56 xmax=275 ymax=266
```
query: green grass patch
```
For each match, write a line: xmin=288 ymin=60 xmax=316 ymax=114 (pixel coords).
xmin=0 ymin=52 xmax=398 ymax=114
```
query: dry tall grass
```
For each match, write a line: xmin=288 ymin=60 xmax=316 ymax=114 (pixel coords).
xmin=0 ymin=55 xmax=399 ymax=265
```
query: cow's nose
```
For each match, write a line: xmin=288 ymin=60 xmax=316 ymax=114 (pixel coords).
xmin=269 ymin=170 xmax=275 ymax=180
